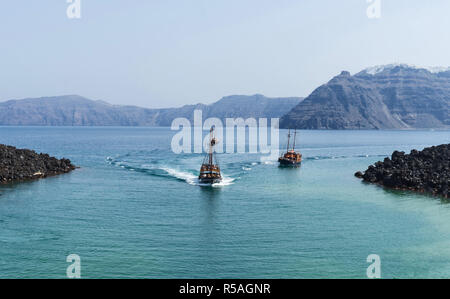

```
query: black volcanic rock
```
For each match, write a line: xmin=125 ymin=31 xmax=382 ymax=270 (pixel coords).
xmin=0 ymin=94 xmax=302 ymax=127
xmin=281 ymin=64 xmax=450 ymax=129
xmin=0 ymin=145 xmax=76 ymax=183
xmin=355 ymin=144 xmax=450 ymax=198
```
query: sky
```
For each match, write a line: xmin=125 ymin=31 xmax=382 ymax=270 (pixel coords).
xmin=1 ymin=0 xmax=450 ymax=108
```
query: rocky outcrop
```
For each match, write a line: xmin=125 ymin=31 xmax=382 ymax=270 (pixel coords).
xmin=355 ymin=144 xmax=450 ymax=198
xmin=0 ymin=145 xmax=76 ymax=183
xmin=281 ymin=64 xmax=450 ymax=129
xmin=0 ymin=94 xmax=302 ymax=126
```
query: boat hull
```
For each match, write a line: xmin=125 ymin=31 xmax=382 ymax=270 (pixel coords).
xmin=278 ymin=158 xmax=301 ymax=167
xmin=199 ymin=177 xmax=222 ymax=185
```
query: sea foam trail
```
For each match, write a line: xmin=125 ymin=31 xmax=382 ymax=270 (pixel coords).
xmin=159 ymin=167 xmax=198 ymax=185
xmin=161 ymin=167 xmax=235 ymax=187
xmin=107 ymin=157 xmax=234 ymax=187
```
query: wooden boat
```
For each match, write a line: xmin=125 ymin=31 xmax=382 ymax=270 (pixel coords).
xmin=278 ymin=129 xmax=302 ymax=166
xmin=199 ymin=127 xmax=222 ymax=184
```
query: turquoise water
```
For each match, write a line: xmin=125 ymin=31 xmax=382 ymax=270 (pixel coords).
xmin=0 ymin=127 xmax=449 ymax=278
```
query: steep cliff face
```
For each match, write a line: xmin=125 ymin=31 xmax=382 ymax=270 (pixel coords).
xmin=281 ymin=65 xmax=450 ymax=129
xmin=0 ymin=94 xmax=302 ymax=126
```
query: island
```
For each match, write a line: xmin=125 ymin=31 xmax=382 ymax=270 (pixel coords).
xmin=0 ymin=144 xmax=76 ymax=183
xmin=355 ymin=144 xmax=449 ymax=199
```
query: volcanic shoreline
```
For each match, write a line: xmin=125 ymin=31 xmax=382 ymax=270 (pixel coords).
xmin=355 ymin=144 xmax=450 ymax=199
xmin=0 ymin=144 xmax=76 ymax=184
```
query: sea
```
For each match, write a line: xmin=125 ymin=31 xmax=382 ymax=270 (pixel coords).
xmin=0 ymin=127 xmax=449 ymax=278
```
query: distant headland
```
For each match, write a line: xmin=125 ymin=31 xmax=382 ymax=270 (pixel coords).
xmin=0 ymin=94 xmax=302 ymax=127
xmin=281 ymin=64 xmax=450 ymax=130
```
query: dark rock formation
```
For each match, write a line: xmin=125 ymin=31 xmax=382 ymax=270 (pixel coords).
xmin=0 ymin=145 xmax=76 ymax=183
xmin=281 ymin=64 xmax=450 ymax=129
xmin=0 ymin=94 xmax=303 ymax=126
xmin=355 ymin=144 xmax=450 ymax=198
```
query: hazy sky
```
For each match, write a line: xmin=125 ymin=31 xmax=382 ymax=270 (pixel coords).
xmin=1 ymin=0 xmax=450 ymax=108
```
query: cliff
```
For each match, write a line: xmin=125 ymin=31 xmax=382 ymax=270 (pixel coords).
xmin=281 ymin=64 xmax=450 ymax=129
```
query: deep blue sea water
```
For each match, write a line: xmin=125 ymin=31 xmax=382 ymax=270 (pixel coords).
xmin=0 ymin=127 xmax=449 ymax=278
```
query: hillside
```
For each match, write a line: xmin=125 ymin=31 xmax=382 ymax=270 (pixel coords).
xmin=280 ymin=64 xmax=450 ymax=129
xmin=0 ymin=94 xmax=302 ymax=126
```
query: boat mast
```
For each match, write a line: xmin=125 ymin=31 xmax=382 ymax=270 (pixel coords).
xmin=292 ymin=129 xmax=297 ymax=151
xmin=287 ymin=129 xmax=291 ymax=153
xmin=209 ymin=127 xmax=214 ymax=166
